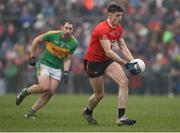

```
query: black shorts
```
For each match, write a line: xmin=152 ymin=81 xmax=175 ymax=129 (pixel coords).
xmin=84 ymin=59 xmax=114 ymax=78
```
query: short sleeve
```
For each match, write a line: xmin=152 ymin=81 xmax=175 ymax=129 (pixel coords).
xmin=43 ymin=31 xmax=60 ymax=41
xmin=43 ymin=31 xmax=52 ymax=41
xmin=70 ymin=39 xmax=79 ymax=54
xmin=97 ymin=28 xmax=109 ymax=40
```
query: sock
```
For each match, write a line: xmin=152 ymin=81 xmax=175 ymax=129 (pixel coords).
xmin=118 ymin=108 xmax=125 ymax=118
xmin=25 ymin=88 xmax=30 ymax=95
xmin=85 ymin=107 xmax=93 ymax=115
xmin=27 ymin=108 xmax=36 ymax=115
xmin=23 ymin=88 xmax=30 ymax=96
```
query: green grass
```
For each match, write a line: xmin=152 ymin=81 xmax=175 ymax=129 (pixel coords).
xmin=0 ymin=94 xmax=180 ymax=132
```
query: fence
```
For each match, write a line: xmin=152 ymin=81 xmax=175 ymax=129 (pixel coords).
xmin=1 ymin=69 xmax=180 ymax=95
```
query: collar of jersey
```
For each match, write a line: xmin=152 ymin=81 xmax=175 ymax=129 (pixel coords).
xmin=107 ymin=19 xmax=116 ymax=29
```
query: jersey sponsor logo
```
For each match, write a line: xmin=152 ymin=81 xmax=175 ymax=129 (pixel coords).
xmin=46 ymin=42 xmax=69 ymax=58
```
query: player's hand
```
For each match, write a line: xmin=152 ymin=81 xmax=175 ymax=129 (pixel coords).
xmin=124 ymin=62 xmax=141 ymax=75
xmin=29 ymin=57 xmax=36 ymax=66
xmin=63 ymin=71 xmax=69 ymax=84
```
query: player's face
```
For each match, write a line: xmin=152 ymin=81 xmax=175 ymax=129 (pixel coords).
xmin=63 ymin=22 xmax=73 ymax=38
xmin=109 ymin=12 xmax=123 ymax=26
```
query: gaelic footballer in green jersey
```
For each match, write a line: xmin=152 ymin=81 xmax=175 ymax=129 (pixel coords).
xmin=38 ymin=30 xmax=78 ymax=69
xmin=16 ymin=21 xmax=79 ymax=119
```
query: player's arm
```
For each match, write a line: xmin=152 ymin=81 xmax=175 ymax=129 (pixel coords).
xmin=63 ymin=54 xmax=72 ymax=83
xmin=100 ymin=36 xmax=127 ymax=66
xmin=29 ymin=34 xmax=45 ymax=66
xmin=30 ymin=34 xmax=44 ymax=58
xmin=117 ymin=38 xmax=134 ymax=62
xmin=63 ymin=54 xmax=72 ymax=71
xmin=31 ymin=31 xmax=58 ymax=57
xmin=117 ymin=38 xmax=142 ymax=74
xmin=100 ymin=36 xmax=141 ymax=74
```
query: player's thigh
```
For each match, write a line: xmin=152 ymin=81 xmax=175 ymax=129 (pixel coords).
xmin=105 ymin=62 xmax=128 ymax=85
xmin=49 ymin=78 xmax=59 ymax=91
xmin=36 ymin=65 xmax=50 ymax=89
xmin=89 ymin=76 xmax=104 ymax=94
xmin=37 ymin=75 xmax=50 ymax=90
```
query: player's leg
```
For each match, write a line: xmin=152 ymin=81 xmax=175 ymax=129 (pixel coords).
xmin=83 ymin=76 xmax=104 ymax=125
xmin=87 ymin=76 xmax=105 ymax=110
xmin=24 ymin=74 xmax=50 ymax=119
xmin=16 ymin=65 xmax=50 ymax=105
xmin=25 ymin=67 xmax=61 ymax=119
xmin=31 ymin=78 xmax=59 ymax=111
xmin=27 ymin=65 xmax=52 ymax=94
xmin=105 ymin=62 xmax=136 ymax=125
xmin=25 ymin=78 xmax=59 ymax=118
xmin=16 ymin=76 xmax=49 ymax=106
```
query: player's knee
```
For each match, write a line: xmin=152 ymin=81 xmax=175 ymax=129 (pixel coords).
xmin=119 ymin=77 xmax=129 ymax=88
xmin=39 ymin=85 xmax=49 ymax=92
xmin=47 ymin=89 xmax=55 ymax=96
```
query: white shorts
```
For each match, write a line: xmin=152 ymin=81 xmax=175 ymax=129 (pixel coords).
xmin=37 ymin=64 xmax=62 ymax=81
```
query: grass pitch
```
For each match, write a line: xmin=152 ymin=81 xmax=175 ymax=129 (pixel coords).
xmin=0 ymin=94 xmax=180 ymax=132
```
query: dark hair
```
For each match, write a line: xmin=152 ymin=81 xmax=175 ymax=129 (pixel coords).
xmin=107 ymin=4 xmax=124 ymax=13
xmin=64 ymin=20 xmax=74 ymax=26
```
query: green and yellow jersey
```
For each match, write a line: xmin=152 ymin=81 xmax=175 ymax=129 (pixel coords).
xmin=37 ymin=31 xmax=78 ymax=69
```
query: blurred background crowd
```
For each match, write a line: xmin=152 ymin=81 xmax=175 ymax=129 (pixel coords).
xmin=0 ymin=0 xmax=179 ymax=95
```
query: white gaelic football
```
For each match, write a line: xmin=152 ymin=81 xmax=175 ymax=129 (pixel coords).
xmin=130 ymin=59 xmax=145 ymax=73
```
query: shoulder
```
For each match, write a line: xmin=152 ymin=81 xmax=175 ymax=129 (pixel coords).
xmin=43 ymin=30 xmax=62 ymax=41
xmin=44 ymin=30 xmax=62 ymax=35
xmin=95 ymin=21 xmax=108 ymax=31
xmin=71 ymin=36 xmax=79 ymax=45
xmin=93 ymin=21 xmax=109 ymax=34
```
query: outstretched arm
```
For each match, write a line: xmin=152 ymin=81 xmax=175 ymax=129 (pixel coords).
xmin=63 ymin=54 xmax=72 ymax=71
xmin=30 ymin=34 xmax=44 ymax=58
xmin=100 ymin=36 xmax=140 ymax=75
xmin=100 ymin=36 xmax=127 ymax=66
xmin=117 ymin=38 xmax=134 ymax=62
xmin=29 ymin=34 xmax=45 ymax=66
xmin=62 ymin=54 xmax=72 ymax=83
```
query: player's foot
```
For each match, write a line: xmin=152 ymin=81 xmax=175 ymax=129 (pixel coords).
xmin=24 ymin=113 xmax=36 ymax=119
xmin=24 ymin=109 xmax=36 ymax=119
xmin=16 ymin=88 xmax=29 ymax=105
xmin=116 ymin=115 xmax=136 ymax=126
xmin=82 ymin=108 xmax=97 ymax=125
